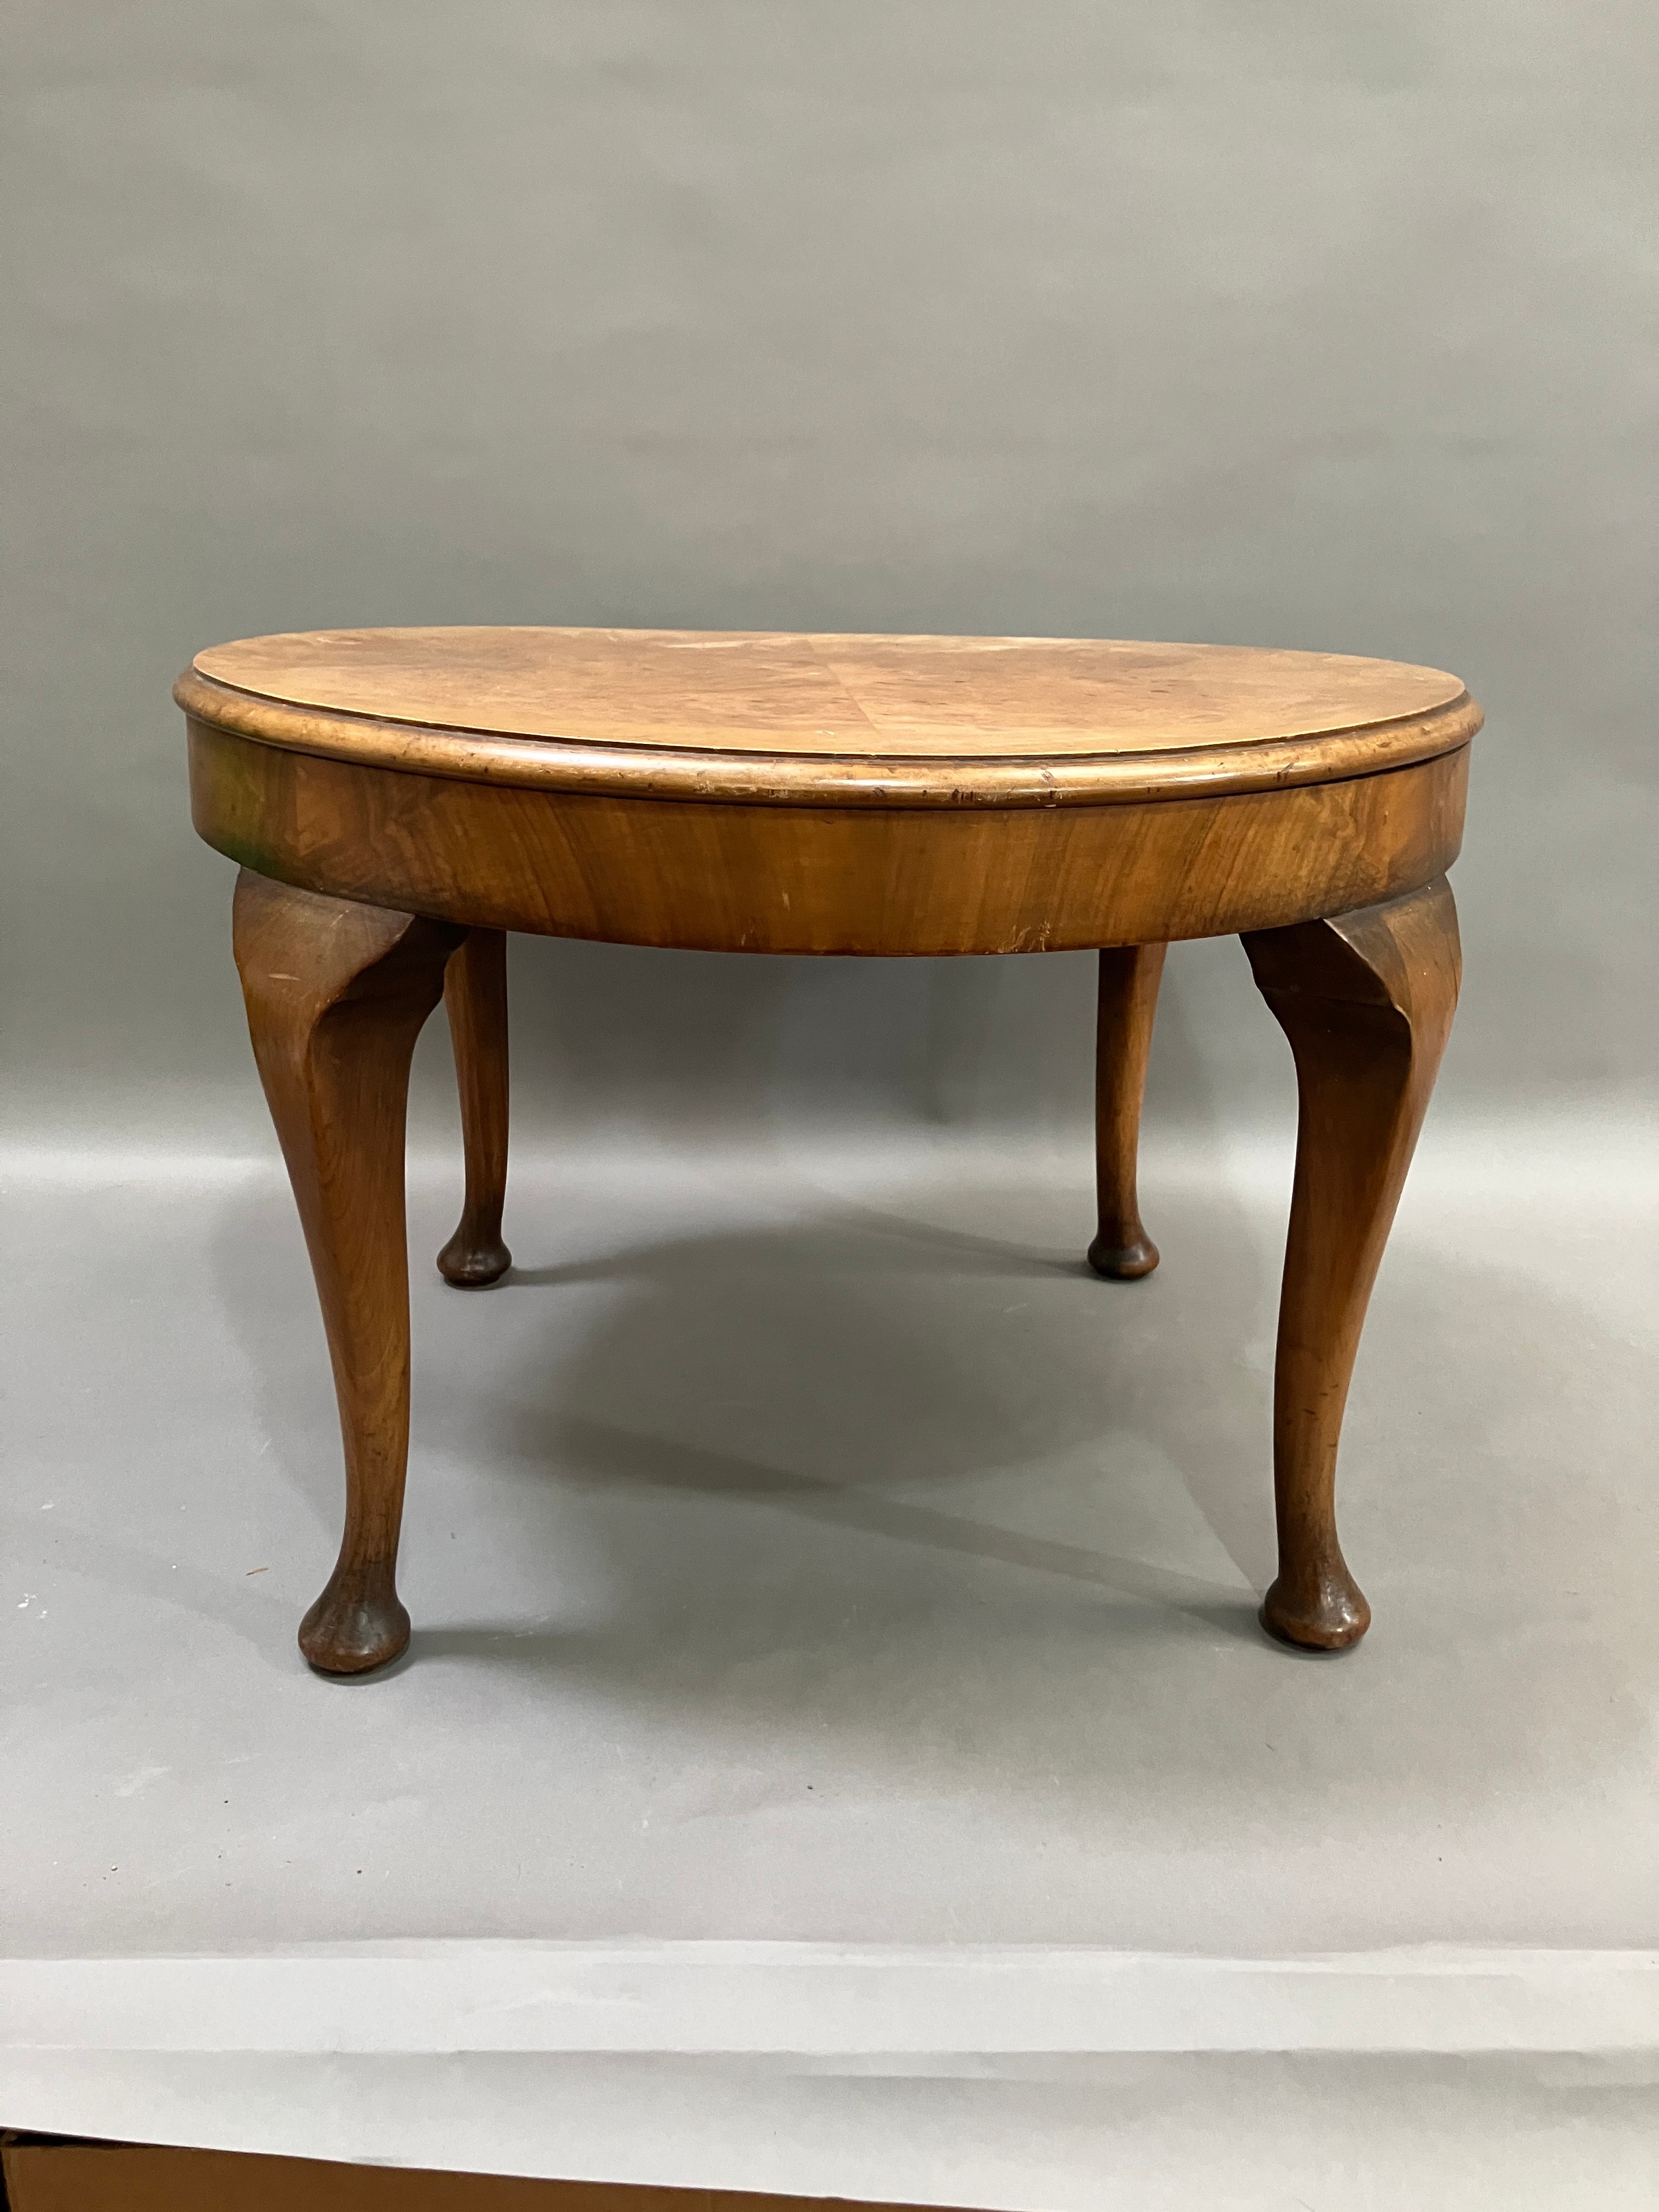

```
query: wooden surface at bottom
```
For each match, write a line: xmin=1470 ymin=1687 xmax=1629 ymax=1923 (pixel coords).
xmin=1 ymin=2140 xmax=970 ymax=2212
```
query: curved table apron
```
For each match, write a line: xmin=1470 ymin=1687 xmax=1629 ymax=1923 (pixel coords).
xmin=179 ymin=628 xmax=1479 ymax=1680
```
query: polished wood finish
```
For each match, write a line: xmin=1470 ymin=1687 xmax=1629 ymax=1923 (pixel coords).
xmin=179 ymin=630 xmax=1480 ymax=806
xmin=188 ymin=721 xmax=1469 ymax=955
xmin=438 ymin=930 xmax=512 ymax=1288
xmin=232 ymin=869 xmax=461 ymax=1674
xmin=188 ymin=625 xmax=1472 ymax=763
xmin=1244 ymin=877 xmax=1461 ymax=1651
xmin=184 ymin=628 xmax=1480 ymax=1669
xmin=1088 ymin=943 xmax=1167 ymax=1280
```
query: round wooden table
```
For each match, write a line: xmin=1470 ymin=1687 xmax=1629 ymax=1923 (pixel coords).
xmin=179 ymin=628 xmax=1479 ymax=1676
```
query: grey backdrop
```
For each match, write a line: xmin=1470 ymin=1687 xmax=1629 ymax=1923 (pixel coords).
xmin=5 ymin=17 xmax=1659 ymax=2189
xmin=3 ymin=0 xmax=1654 ymax=1158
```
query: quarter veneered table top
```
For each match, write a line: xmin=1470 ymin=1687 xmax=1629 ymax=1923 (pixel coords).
xmin=181 ymin=628 xmax=1479 ymax=806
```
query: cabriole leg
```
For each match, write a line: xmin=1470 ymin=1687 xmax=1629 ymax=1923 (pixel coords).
xmin=233 ymin=869 xmax=463 ymax=1674
xmin=1088 ymin=942 xmax=1167 ymax=1280
xmin=1243 ymin=877 xmax=1461 ymax=1651
xmin=437 ymin=928 xmax=512 ymax=1288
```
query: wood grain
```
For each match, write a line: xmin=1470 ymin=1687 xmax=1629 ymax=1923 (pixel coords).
xmin=191 ymin=627 xmax=1469 ymax=754
xmin=190 ymin=721 xmax=1469 ymax=956
xmin=232 ymin=869 xmax=463 ymax=1674
xmin=175 ymin=630 xmax=1480 ymax=809
xmin=438 ymin=930 xmax=512 ymax=1289
xmin=1244 ymin=877 xmax=1461 ymax=1651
